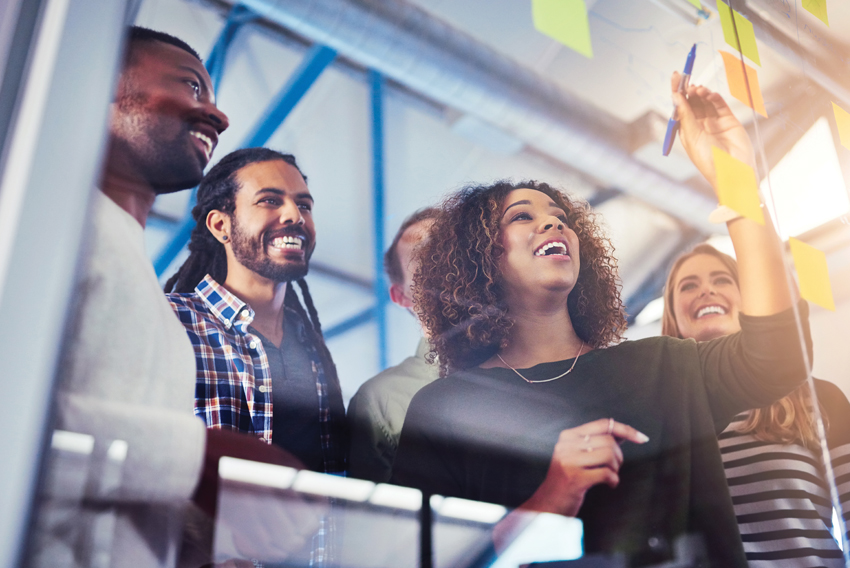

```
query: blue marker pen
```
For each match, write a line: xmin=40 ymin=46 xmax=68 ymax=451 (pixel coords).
xmin=662 ymin=44 xmax=696 ymax=157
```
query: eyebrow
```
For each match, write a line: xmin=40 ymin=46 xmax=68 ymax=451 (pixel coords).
xmin=678 ymin=270 xmax=733 ymax=283
xmin=255 ymin=188 xmax=314 ymax=202
xmin=502 ymin=199 xmax=561 ymax=217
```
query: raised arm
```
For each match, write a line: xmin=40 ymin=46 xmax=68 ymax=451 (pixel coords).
xmin=672 ymin=73 xmax=793 ymax=317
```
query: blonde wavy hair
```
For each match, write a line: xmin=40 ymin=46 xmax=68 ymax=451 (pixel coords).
xmin=661 ymin=244 xmax=823 ymax=449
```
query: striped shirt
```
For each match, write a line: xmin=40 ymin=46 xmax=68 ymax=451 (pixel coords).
xmin=167 ymin=274 xmax=346 ymax=474
xmin=718 ymin=379 xmax=850 ymax=567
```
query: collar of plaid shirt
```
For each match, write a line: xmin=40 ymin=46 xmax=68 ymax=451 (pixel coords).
xmin=191 ymin=274 xmax=346 ymax=474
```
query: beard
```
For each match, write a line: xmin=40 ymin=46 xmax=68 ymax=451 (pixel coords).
xmin=229 ymin=220 xmax=311 ymax=283
xmin=114 ymin=91 xmax=207 ymax=194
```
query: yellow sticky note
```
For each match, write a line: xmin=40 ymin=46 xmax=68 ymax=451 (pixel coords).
xmin=717 ymin=1 xmax=760 ymax=66
xmin=719 ymin=51 xmax=768 ymax=117
xmin=532 ymin=0 xmax=593 ymax=59
xmin=832 ymin=102 xmax=850 ymax=150
xmin=802 ymin=0 xmax=829 ymax=26
xmin=686 ymin=0 xmax=702 ymax=8
xmin=711 ymin=146 xmax=764 ymax=225
xmin=789 ymin=238 xmax=836 ymax=311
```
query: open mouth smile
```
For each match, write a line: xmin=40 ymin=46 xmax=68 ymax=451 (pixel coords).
xmin=189 ymin=130 xmax=214 ymax=161
xmin=694 ymin=304 xmax=727 ymax=319
xmin=534 ymin=240 xmax=569 ymax=257
xmin=269 ymin=235 xmax=305 ymax=251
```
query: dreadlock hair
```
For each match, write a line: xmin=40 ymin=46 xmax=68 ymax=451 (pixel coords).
xmin=164 ymin=147 xmax=344 ymax=467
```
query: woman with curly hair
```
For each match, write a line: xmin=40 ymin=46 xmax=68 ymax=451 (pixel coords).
xmin=391 ymin=79 xmax=812 ymax=567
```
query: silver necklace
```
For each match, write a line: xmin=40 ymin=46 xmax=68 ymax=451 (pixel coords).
xmin=497 ymin=344 xmax=585 ymax=384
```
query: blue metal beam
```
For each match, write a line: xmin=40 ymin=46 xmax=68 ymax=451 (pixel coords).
xmin=207 ymin=3 xmax=258 ymax=96
xmin=325 ymin=307 xmax=376 ymax=340
xmin=155 ymin=43 xmax=337 ymax=277
xmin=370 ymin=69 xmax=389 ymax=370
xmin=587 ymin=186 xmax=620 ymax=209
xmin=241 ymin=44 xmax=337 ymax=148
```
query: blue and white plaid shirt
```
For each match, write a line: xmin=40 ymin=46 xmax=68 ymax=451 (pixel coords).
xmin=167 ymin=274 xmax=346 ymax=474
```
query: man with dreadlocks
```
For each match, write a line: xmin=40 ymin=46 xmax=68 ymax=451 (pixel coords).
xmin=165 ymin=147 xmax=347 ymax=475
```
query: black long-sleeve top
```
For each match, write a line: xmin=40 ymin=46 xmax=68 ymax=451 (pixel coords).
xmin=392 ymin=302 xmax=812 ymax=567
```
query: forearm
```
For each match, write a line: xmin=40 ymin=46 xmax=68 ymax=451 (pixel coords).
xmin=727 ymin=214 xmax=793 ymax=317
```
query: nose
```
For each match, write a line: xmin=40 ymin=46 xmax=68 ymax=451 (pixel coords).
xmin=699 ymin=282 xmax=716 ymax=297
xmin=541 ymin=217 xmax=564 ymax=232
xmin=205 ymin=102 xmax=229 ymax=134
xmin=279 ymin=200 xmax=305 ymax=225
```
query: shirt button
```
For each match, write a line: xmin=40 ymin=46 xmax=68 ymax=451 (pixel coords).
xmin=249 ymin=340 xmax=257 ymax=350
xmin=258 ymin=385 xmax=269 ymax=393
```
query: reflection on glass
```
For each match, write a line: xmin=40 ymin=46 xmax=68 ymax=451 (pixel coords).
xmin=27 ymin=431 xmax=126 ymax=568
xmin=215 ymin=458 xmax=421 ymax=567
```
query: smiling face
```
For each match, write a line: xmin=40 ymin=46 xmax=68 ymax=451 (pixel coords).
xmin=671 ymin=253 xmax=742 ymax=341
xmin=497 ymin=188 xmax=580 ymax=304
xmin=223 ymin=160 xmax=315 ymax=283
xmin=110 ymin=40 xmax=229 ymax=193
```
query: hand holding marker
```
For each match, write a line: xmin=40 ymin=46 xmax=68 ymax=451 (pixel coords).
xmin=662 ymin=44 xmax=696 ymax=156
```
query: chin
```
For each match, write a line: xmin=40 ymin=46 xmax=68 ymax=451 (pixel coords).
xmin=150 ymin=157 xmax=206 ymax=194
xmin=692 ymin=325 xmax=737 ymax=342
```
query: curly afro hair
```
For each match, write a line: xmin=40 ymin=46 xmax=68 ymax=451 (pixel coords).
xmin=413 ymin=180 xmax=625 ymax=376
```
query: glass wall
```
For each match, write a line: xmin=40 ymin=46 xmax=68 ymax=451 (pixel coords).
xmin=7 ymin=0 xmax=850 ymax=566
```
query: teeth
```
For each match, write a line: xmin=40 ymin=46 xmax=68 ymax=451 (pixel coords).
xmin=696 ymin=305 xmax=726 ymax=318
xmin=534 ymin=242 xmax=568 ymax=257
xmin=270 ymin=236 xmax=304 ymax=250
xmin=190 ymin=131 xmax=212 ymax=159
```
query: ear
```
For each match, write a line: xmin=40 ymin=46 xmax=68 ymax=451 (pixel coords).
xmin=206 ymin=210 xmax=231 ymax=245
xmin=389 ymin=283 xmax=413 ymax=308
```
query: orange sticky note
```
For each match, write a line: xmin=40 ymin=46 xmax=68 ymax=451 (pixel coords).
xmin=532 ymin=0 xmax=593 ymax=58
xmin=711 ymin=146 xmax=764 ymax=225
xmin=719 ymin=51 xmax=767 ymax=117
xmin=832 ymin=102 xmax=850 ymax=150
xmin=802 ymin=0 xmax=829 ymax=26
xmin=789 ymin=238 xmax=835 ymax=311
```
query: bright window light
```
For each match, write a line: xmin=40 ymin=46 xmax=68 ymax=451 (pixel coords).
xmin=762 ymin=117 xmax=850 ymax=240
xmin=436 ymin=497 xmax=507 ymax=523
xmin=51 ymin=430 xmax=94 ymax=455
xmin=292 ymin=470 xmax=375 ymax=501
xmin=634 ymin=296 xmax=666 ymax=327
xmin=704 ymin=235 xmax=736 ymax=259
xmin=218 ymin=457 xmax=297 ymax=490
xmin=368 ymin=483 xmax=422 ymax=511
xmin=490 ymin=513 xmax=583 ymax=567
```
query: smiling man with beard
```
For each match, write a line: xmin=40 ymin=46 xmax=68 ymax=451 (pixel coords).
xmin=165 ymin=148 xmax=346 ymax=474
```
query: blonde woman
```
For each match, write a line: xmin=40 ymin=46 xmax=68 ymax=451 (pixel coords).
xmin=662 ymin=243 xmax=850 ymax=567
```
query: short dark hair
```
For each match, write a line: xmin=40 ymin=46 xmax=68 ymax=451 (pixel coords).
xmin=384 ymin=207 xmax=440 ymax=286
xmin=124 ymin=26 xmax=202 ymax=66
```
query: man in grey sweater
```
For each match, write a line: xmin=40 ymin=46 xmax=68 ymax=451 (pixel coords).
xmin=33 ymin=27 xmax=298 ymax=568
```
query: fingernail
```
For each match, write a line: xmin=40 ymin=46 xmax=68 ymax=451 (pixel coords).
xmin=636 ymin=432 xmax=650 ymax=443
